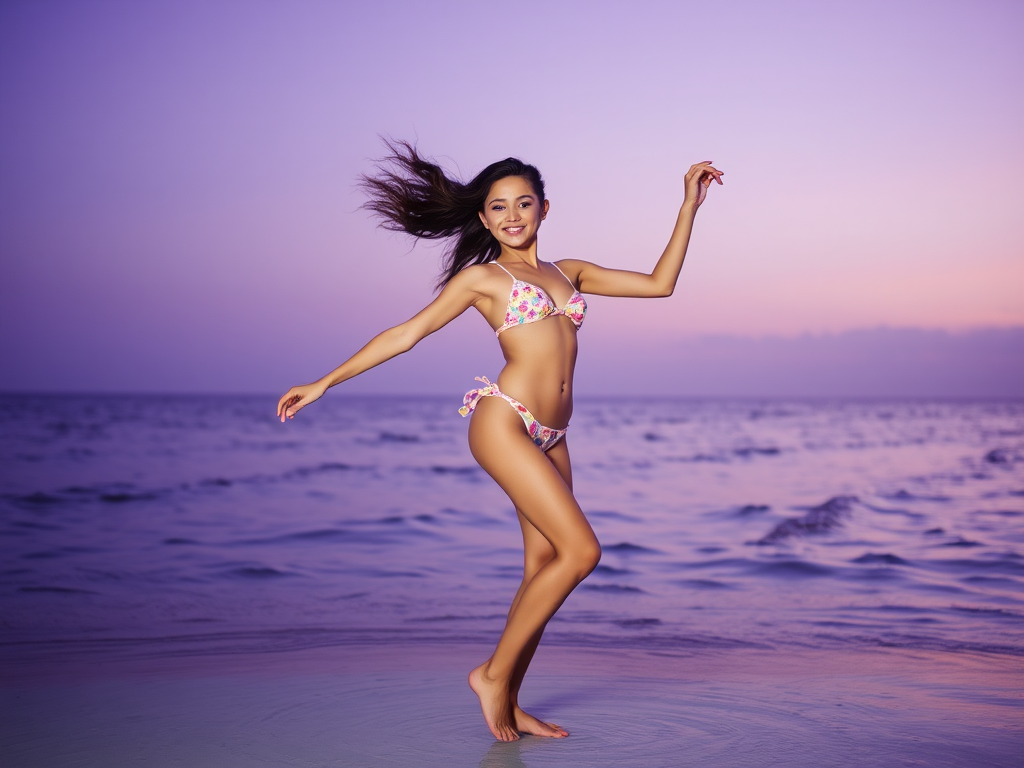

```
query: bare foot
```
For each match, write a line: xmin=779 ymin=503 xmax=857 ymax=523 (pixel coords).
xmin=469 ymin=664 xmax=519 ymax=741
xmin=512 ymin=704 xmax=568 ymax=738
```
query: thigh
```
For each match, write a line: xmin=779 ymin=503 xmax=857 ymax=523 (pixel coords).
xmin=469 ymin=399 xmax=595 ymax=554
xmin=517 ymin=507 xmax=555 ymax=575
xmin=516 ymin=436 xmax=573 ymax=567
xmin=544 ymin=437 xmax=573 ymax=491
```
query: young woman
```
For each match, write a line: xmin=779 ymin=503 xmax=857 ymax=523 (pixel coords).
xmin=277 ymin=142 xmax=723 ymax=741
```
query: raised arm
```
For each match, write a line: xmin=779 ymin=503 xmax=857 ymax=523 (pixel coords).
xmin=277 ymin=266 xmax=486 ymax=421
xmin=561 ymin=161 xmax=723 ymax=298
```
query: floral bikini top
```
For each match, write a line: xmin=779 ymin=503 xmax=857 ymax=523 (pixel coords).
xmin=491 ymin=261 xmax=587 ymax=337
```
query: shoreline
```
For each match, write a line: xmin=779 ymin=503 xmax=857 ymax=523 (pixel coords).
xmin=3 ymin=639 xmax=1020 ymax=685
xmin=3 ymin=643 xmax=1021 ymax=767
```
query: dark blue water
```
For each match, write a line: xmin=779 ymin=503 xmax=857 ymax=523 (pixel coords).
xmin=2 ymin=394 xmax=1022 ymax=660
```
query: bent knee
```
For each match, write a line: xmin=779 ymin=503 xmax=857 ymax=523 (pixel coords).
xmin=524 ymin=551 xmax=556 ymax=580
xmin=570 ymin=540 xmax=601 ymax=580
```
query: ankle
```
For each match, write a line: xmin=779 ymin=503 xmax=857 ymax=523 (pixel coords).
xmin=480 ymin=661 xmax=512 ymax=686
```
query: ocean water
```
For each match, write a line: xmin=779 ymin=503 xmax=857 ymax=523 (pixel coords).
xmin=2 ymin=393 xmax=1022 ymax=660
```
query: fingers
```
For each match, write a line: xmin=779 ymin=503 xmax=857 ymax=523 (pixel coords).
xmin=698 ymin=166 xmax=724 ymax=184
xmin=278 ymin=382 xmax=326 ymax=422
xmin=277 ymin=390 xmax=294 ymax=419
xmin=277 ymin=389 xmax=302 ymax=422
xmin=686 ymin=161 xmax=724 ymax=184
xmin=701 ymin=170 xmax=722 ymax=187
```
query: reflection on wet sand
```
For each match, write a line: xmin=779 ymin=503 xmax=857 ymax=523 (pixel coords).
xmin=2 ymin=645 xmax=1021 ymax=767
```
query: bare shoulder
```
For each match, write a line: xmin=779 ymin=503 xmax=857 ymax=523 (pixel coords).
xmin=451 ymin=262 xmax=507 ymax=297
xmin=553 ymin=258 xmax=595 ymax=283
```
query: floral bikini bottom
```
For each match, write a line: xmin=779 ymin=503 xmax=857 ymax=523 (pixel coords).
xmin=459 ymin=376 xmax=567 ymax=452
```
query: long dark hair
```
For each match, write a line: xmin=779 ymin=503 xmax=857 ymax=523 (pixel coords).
xmin=359 ymin=139 xmax=546 ymax=288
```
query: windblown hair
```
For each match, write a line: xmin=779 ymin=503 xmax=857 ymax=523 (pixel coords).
xmin=359 ymin=139 xmax=546 ymax=288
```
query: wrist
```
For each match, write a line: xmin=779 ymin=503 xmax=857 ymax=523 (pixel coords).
xmin=679 ymin=201 xmax=698 ymax=217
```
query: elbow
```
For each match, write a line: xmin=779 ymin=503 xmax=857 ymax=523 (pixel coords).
xmin=646 ymin=275 xmax=674 ymax=297
xmin=390 ymin=324 xmax=418 ymax=354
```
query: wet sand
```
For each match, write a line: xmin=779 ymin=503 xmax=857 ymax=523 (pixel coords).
xmin=3 ymin=643 xmax=1021 ymax=767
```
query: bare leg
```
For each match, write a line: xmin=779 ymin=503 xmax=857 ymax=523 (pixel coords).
xmin=467 ymin=401 xmax=600 ymax=741
xmin=507 ymin=439 xmax=573 ymax=736
xmin=507 ymin=515 xmax=565 ymax=737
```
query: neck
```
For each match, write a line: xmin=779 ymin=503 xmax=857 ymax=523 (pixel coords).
xmin=498 ymin=238 xmax=540 ymax=267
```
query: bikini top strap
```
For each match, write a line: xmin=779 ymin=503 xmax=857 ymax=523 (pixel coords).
xmin=551 ymin=262 xmax=578 ymax=291
xmin=490 ymin=262 xmax=516 ymax=280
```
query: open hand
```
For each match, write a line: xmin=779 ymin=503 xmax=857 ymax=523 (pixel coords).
xmin=684 ymin=161 xmax=724 ymax=208
xmin=277 ymin=381 xmax=328 ymax=422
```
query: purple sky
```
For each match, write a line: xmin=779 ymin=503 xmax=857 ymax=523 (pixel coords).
xmin=1 ymin=1 xmax=1021 ymax=395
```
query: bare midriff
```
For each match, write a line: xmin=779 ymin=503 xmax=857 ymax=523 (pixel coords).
xmin=494 ymin=316 xmax=578 ymax=430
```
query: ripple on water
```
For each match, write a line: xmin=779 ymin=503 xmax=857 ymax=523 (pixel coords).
xmin=2 ymin=395 xmax=1023 ymax=665
xmin=18 ymin=585 xmax=98 ymax=594
xmin=582 ymin=584 xmax=645 ymax=594
xmin=226 ymin=566 xmax=295 ymax=579
xmin=755 ymin=495 xmax=858 ymax=545
xmin=676 ymin=578 xmax=735 ymax=590
xmin=9 ymin=659 xmax=1020 ymax=768
xmin=751 ymin=559 xmax=835 ymax=577
xmin=851 ymin=553 xmax=910 ymax=565
xmin=603 ymin=542 xmax=660 ymax=555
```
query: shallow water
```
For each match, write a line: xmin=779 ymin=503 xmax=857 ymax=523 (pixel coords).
xmin=3 ymin=645 xmax=1021 ymax=768
xmin=2 ymin=394 xmax=1022 ymax=660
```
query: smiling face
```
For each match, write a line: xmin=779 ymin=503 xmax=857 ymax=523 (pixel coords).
xmin=478 ymin=175 xmax=549 ymax=250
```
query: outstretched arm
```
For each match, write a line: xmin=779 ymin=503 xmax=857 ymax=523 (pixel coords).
xmin=561 ymin=161 xmax=723 ymax=298
xmin=276 ymin=267 xmax=485 ymax=421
